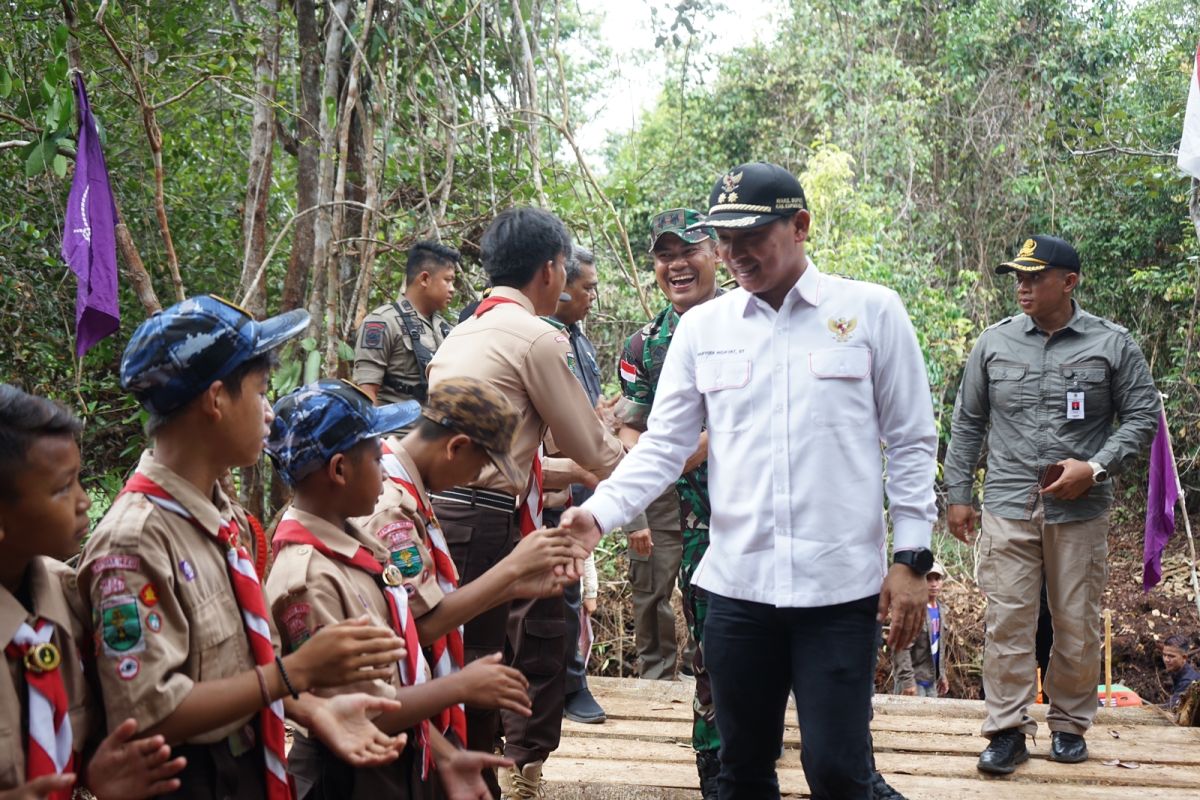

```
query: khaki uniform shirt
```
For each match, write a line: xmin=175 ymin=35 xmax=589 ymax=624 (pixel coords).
xmin=944 ymin=301 xmax=1159 ymax=522
xmin=353 ymin=299 xmax=452 ymax=406
xmin=363 ymin=440 xmax=452 ymax=582
xmin=1 ymin=558 xmax=96 ymax=788
xmin=265 ymin=506 xmax=442 ymax=700
xmin=79 ymin=451 xmax=257 ymax=744
xmin=427 ymin=286 xmax=624 ymax=495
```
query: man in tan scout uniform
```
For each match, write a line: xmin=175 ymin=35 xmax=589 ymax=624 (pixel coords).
xmin=427 ymin=207 xmax=625 ymax=799
xmin=944 ymin=235 xmax=1159 ymax=775
xmin=354 ymin=240 xmax=460 ymax=414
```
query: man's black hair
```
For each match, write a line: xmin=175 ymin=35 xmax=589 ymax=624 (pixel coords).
xmin=1165 ymin=634 xmax=1191 ymax=651
xmin=480 ymin=207 xmax=572 ymax=288
xmin=145 ymin=351 xmax=278 ymax=437
xmin=0 ymin=384 xmax=82 ymax=499
xmin=406 ymin=240 xmax=461 ymax=283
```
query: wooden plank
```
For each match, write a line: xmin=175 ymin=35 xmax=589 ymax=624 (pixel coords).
xmin=592 ymin=694 xmax=1199 ymax=749
xmin=563 ymin=716 xmax=1200 ymax=766
xmin=553 ymin=738 xmax=1200 ymax=789
xmin=544 ymin=756 xmax=1200 ymax=799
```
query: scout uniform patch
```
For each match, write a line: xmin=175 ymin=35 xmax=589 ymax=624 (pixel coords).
xmin=282 ymin=602 xmax=312 ymax=650
xmin=146 ymin=611 xmax=162 ymax=633
xmin=361 ymin=321 xmax=387 ymax=349
xmin=178 ymin=559 xmax=196 ymax=581
xmin=139 ymin=583 xmax=160 ymax=606
xmin=565 ymin=351 xmax=578 ymax=377
xmin=101 ymin=595 xmax=144 ymax=656
xmin=117 ymin=655 xmax=140 ymax=680
xmin=379 ymin=519 xmax=424 ymax=578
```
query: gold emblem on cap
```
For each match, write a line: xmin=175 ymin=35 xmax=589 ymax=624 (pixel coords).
xmin=1018 ymin=239 xmax=1038 ymax=259
xmin=718 ymin=170 xmax=744 ymax=204
xmin=25 ymin=642 xmax=62 ymax=673
xmin=382 ymin=564 xmax=403 ymax=587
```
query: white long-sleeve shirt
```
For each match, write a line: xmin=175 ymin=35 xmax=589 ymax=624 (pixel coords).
xmin=582 ymin=262 xmax=938 ymax=608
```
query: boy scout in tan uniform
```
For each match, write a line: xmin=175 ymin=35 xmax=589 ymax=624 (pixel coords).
xmin=426 ymin=207 xmax=624 ymax=798
xmin=80 ymin=297 xmax=407 ymax=800
xmin=265 ymin=378 xmax=572 ymax=799
xmin=2 ymin=384 xmax=187 ymax=799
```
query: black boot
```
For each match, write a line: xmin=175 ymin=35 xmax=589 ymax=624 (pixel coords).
xmin=977 ymin=729 xmax=1029 ymax=775
xmin=696 ymin=750 xmax=720 ymax=800
xmin=1050 ymin=731 xmax=1088 ymax=763
xmin=870 ymin=771 xmax=907 ymax=799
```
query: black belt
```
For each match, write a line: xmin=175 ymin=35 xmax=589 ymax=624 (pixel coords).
xmin=431 ymin=486 xmax=517 ymax=513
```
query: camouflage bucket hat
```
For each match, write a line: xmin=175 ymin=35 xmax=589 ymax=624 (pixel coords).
xmin=423 ymin=377 xmax=521 ymax=487
xmin=121 ymin=294 xmax=310 ymax=416
xmin=267 ymin=379 xmax=421 ymax=486
xmin=648 ymin=208 xmax=715 ymax=252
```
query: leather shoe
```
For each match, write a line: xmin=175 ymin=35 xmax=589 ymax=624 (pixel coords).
xmin=1050 ymin=731 xmax=1088 ymax=763
xmin=563 ymin=687 xmax=606 ymax=724
xmin=870 ymin=771 xmax=907 ymax=799
xmin=977 ymin=729 xmax=1029 ymax=774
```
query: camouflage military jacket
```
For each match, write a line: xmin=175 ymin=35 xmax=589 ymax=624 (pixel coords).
xmin=618 ymin=302 xmax=712 ymax=528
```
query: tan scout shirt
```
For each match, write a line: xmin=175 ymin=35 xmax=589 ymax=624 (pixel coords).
xmin=78 ymin=451 xmax=257 ymax=744
xmin=358 ymin=440 xmax=457 ymax=581
xmin=265 ymin=506 xmax=441 ymax=700
xmin=1 ymin=558 xmax=96 ymax=789
xmin=353 ymin=299 xmax=452 ymax=406
xmin=427 ymin=286 xmax=624 ymax=495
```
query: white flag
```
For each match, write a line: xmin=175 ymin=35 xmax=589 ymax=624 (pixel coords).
xmin=1181 ymin=42 xmax=1200 ymax=178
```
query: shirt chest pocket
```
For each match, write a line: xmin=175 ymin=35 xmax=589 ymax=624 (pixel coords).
xmin=1061 ymin=362 xmax=1111 ymax=420
xmin=808 ymin=347 xmax=874 ymax=427
xmin=192 ymin=590 xmax=247 ymax=676
xmin=987 ymin=361 xmax=1027 ymax=413
xmin=696 ymin=358 xmax=752 ymax=433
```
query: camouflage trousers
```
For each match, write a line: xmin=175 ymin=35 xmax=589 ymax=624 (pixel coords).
xmin=680 ymin=523 xmax=720 ymax=754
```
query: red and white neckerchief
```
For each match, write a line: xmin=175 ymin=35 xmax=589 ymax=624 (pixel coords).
xmin=5 ymin=619 xmax=75 ymax=799
xmin=272 ymin=517 xmax=434 ymax=777
xmin=517 ymin=445 xmax=544 ymax=537
xmin=380 ymin=443 xmax=467 ymax=745
xmin=121 ymin=474 xmax=292 ymax=799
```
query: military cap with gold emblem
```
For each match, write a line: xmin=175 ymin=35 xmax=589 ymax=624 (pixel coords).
xmin=996 ymin=234 xmax=1082 ymax=274
xmin=688 ymin=161 xmax=809 ymax=230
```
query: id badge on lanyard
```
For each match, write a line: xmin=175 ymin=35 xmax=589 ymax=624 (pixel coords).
xmin=1066 ymin=390 xmax=1085 ymax=420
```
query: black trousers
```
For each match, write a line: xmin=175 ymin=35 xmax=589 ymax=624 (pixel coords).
xmin=705 ymin=592 xmax=879 ymax=800
xmin=544 ymin=506 xmax=588 ymax=695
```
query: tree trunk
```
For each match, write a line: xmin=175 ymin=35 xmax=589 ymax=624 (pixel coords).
xmin=282 ymin=0 xmax=321 ymax=313
xmin=238 ymin=0 xmax=281 ymax=317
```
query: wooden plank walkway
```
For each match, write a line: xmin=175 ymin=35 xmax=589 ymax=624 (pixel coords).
xmin=544 ymin=676 xmax=1200 ymax=799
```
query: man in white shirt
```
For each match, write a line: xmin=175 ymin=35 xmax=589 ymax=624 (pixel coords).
xmin=560 ymin=162 xmax=938 ymax=799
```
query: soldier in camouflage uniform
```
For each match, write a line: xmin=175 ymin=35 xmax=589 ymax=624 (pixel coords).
xmin=615 ymin=208 xmax=722 ymax=800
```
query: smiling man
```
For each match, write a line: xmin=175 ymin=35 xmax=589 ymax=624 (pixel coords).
xmin=562 ymin=162 xmax=938 ymax=799
xmin=944 ymin=234 xmax=1158 ymax=774
xmin=614 ymin=209 xmax=722 ymax=798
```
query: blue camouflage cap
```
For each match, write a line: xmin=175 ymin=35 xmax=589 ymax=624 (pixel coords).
xmin=267 ymin=379 xmax=421 ymax=486
xmin=121 ymin=295 xmax=310 ymax=416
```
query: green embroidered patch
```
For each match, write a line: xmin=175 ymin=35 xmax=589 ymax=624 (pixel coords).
xmin=101 ymin=596 xmax=144 ymax=656
xmin=390 ymin=543 xmax=424 ymax=578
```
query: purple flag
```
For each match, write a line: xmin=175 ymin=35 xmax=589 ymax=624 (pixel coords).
xmin=61 ymin=74 xmax=119 ymax=357
xmin=1143 ymin=406 xmax=1179 ymax=592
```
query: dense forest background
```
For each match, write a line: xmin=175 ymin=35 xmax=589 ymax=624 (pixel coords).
xmin=3 ymin=0 xmax=1200 ymax=691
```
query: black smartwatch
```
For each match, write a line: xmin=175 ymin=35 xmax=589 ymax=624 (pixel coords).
xmin=893 ymin=547 xmax=934 ymax=576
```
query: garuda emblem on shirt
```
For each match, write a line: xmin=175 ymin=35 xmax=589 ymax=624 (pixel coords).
xmin=828 ymin=317 xmax=857 ymax=342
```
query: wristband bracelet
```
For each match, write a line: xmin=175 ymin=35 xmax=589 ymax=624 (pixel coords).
xmin=254 ymin=664 xmax=272 ymax=706
xmin=274 ymin=655 xmax=300 ymax=700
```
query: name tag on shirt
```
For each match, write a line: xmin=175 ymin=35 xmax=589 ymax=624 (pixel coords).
xmin=1066 ymin=391 xmax=1085 ymax=420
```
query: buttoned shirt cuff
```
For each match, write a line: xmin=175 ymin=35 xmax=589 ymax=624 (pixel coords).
xmin=946 ymin=486 xmax=975 ymax=507
xmin=580 ymin=495 xmax=622 ymax=537
xmin=892 ymin=517 xmax=933 ymax=554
